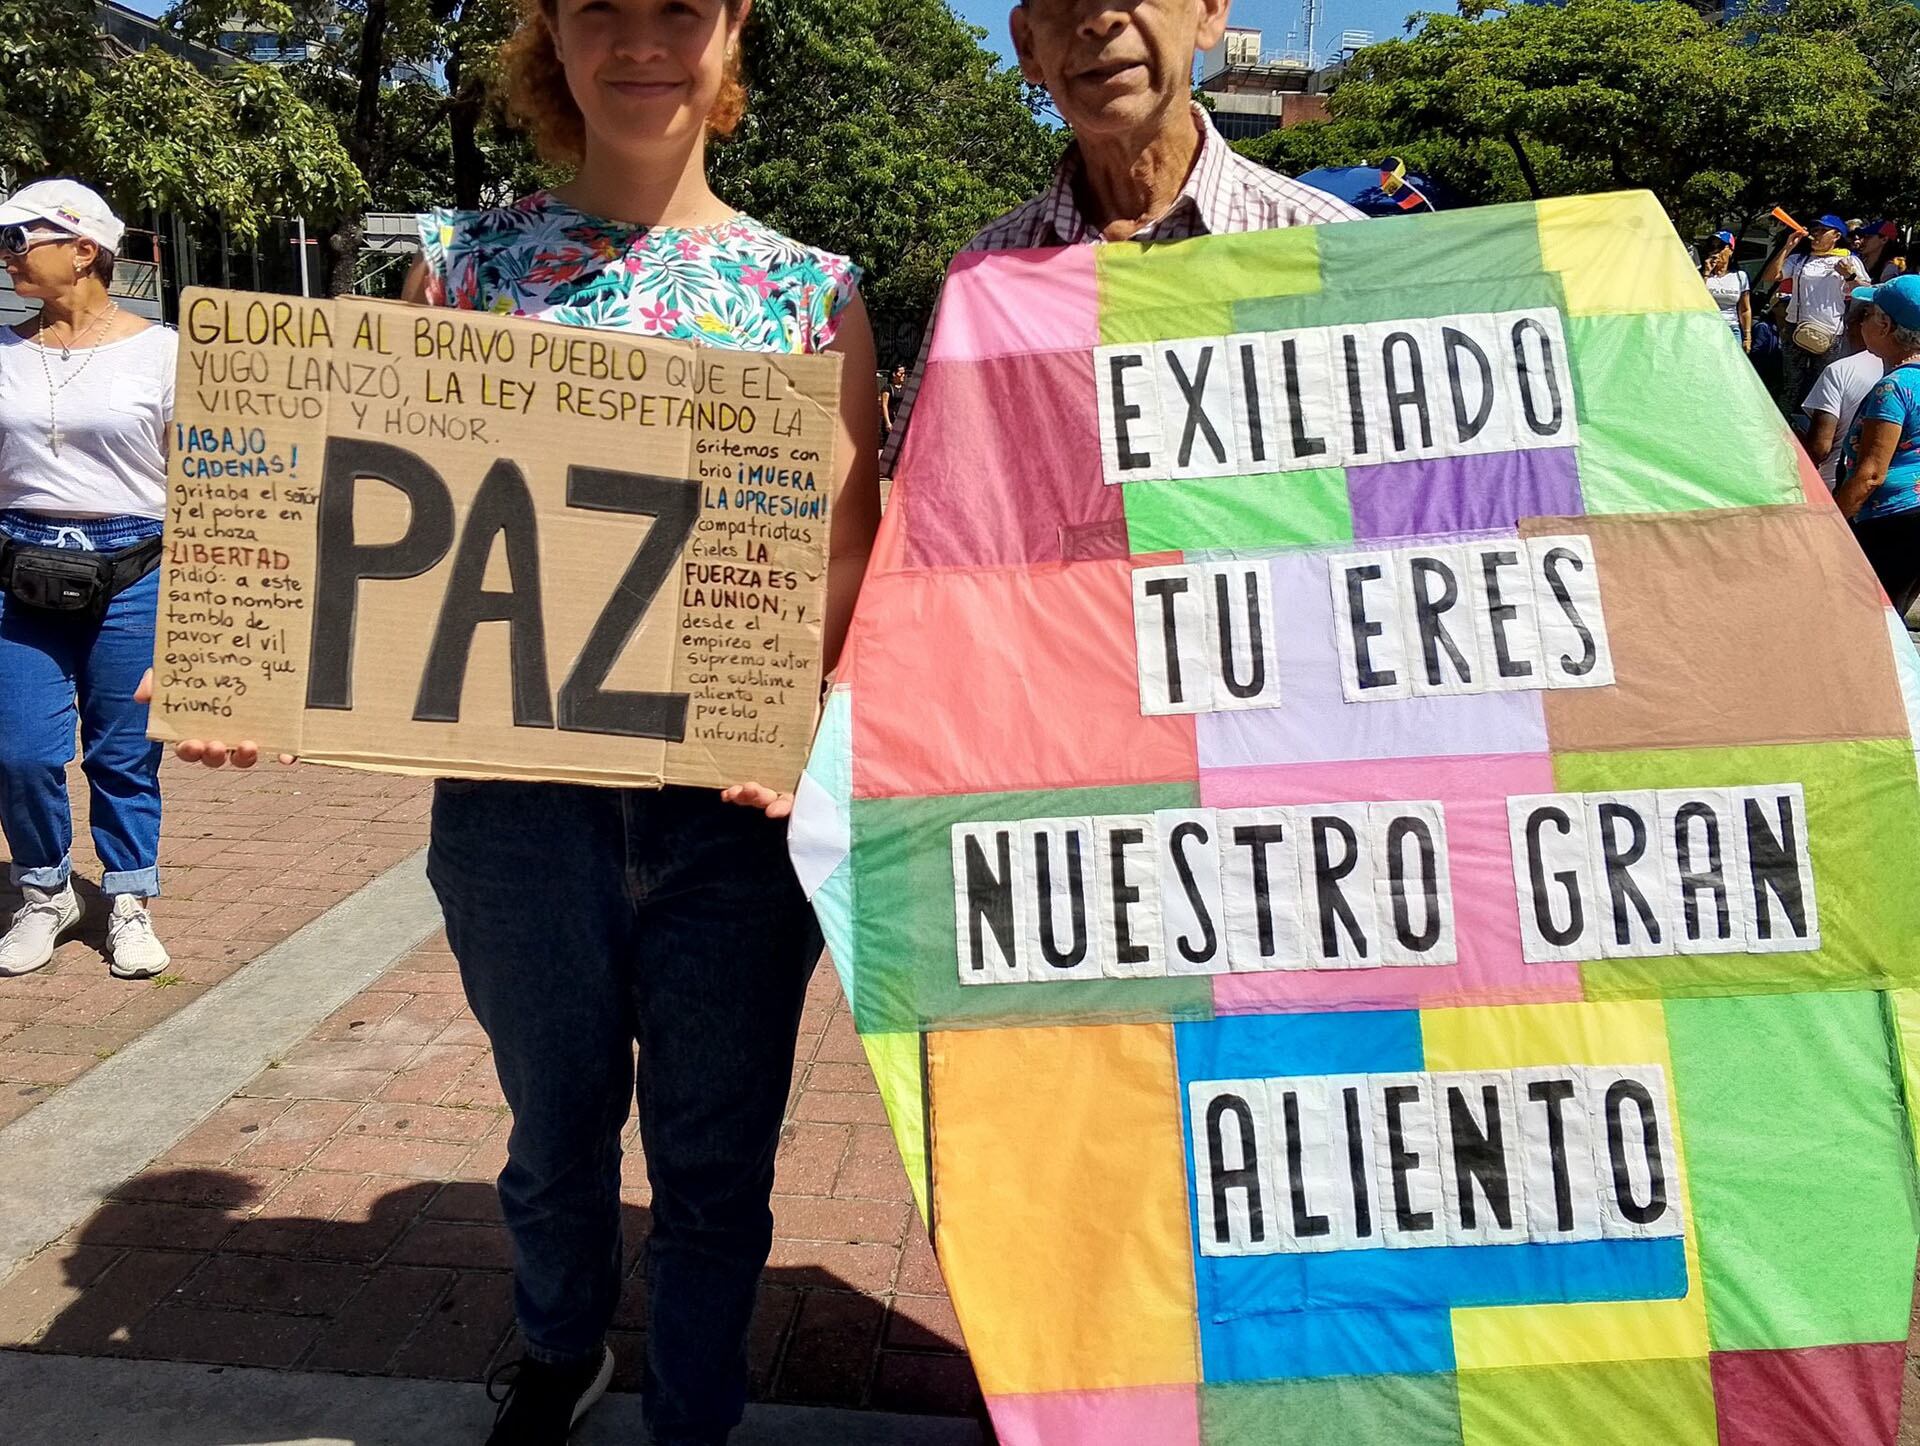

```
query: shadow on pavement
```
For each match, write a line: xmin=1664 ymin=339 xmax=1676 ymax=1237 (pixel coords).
xmin=24 ymin=1167 xmax=991 ymax=1444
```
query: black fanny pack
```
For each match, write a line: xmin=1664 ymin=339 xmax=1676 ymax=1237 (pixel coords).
xmin=0 ymin=534 xmax=163 ymax=619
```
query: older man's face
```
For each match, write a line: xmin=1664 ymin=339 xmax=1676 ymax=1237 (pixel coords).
xmin=1012 ymin=0 xmax=1228 ymax=137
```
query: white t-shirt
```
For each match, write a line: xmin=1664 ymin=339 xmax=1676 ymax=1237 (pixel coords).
xmin=1803 ymin=348 xmax=1886 ymax=485
xmin=1703 ymin=268 xmax=1749 ymax=333
xmin=0 ymin=325 xmax=176 ymax=520
xmin=1784 ymin=251 xmax=1871 ymax=336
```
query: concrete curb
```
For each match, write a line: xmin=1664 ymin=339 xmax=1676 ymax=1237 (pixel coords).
xmin=0 ymin=1351 xmax=983 ymax=1445
xmin=0 ymin=850 xmax=443 ymax=1280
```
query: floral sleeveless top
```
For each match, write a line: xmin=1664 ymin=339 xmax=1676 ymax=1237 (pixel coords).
xmin=418 ymin=191 xmax=861 ymax=356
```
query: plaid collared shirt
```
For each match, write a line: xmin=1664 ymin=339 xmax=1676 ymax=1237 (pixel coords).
xmin=881 ymin=104 xmax=1363 ymax=472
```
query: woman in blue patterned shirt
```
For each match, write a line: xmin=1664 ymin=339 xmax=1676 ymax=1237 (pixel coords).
xmin=172 ymin=1 xmax=882 ymax=1441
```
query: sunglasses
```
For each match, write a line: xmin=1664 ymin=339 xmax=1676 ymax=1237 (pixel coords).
xmin=0 ymin=224 xmax=75 ymax=258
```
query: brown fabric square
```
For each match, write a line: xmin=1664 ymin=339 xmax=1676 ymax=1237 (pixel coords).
xmin=1522 ymin=506 xmax=1910 ymax=752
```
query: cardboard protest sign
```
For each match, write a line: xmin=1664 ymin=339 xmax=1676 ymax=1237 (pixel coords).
xmin=150 ymin=288 xmax=842 ymax=790
xmin=789 ymin=194 xmax=1920 ymax=1445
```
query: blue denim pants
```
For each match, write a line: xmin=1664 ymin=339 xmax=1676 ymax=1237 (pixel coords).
xmin=0 ymin=512 xmax=165 ymax=897
xmin=427 ymin=780 xmax=822 ymax=1446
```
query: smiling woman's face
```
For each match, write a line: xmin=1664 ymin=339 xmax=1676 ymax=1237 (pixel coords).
xmin=1012 ymin=0 xmax=1224 ymax=140
xmin=549 ymin=0 xmax=742 ymax=152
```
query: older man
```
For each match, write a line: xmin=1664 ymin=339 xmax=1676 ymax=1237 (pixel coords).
xmin=882 ymin=0 xmax=1362 ymax=472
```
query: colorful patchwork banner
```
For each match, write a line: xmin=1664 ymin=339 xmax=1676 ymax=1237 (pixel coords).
xmin=790 ymin=192 xmax=1920 ymax=1445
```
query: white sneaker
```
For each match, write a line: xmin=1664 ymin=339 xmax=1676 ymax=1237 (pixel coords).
xmin=107 ymin=895 xmax=170 ymax=980
xmin=0 ymin=884 xmax=82 ymax=977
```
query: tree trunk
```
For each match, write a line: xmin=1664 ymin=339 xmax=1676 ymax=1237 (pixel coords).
xmin=327 ymin=217 xmax=364 ymax=299
xmin=330 ymin=0 xmax=392 ymax=296
xmin=445 ymin=29 xmax=486 ymax=210
xmin=1504 ymin=127 xmax=1543 ymax=199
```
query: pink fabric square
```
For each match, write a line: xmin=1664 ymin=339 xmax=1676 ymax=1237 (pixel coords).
xmin=1712 ymin=1343 xmax=1904 ymax=1446
xmin=927 ymin=246 xmax=1100 ymax=363
xmin=899 ymin=349 xmax=1121 ymax=568
xmin=988 ymin=1384 xmax=1202 ymax=1446
xmin=1200 ymin=754 xmax=1585 ymax=1013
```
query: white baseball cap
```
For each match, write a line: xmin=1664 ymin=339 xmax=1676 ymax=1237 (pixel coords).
xmin=0 ymin=179 xmax=126 ymax=253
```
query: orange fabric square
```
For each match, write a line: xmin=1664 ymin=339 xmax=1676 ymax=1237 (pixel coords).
xmin=846 ymin=559 xmax=1197 ymax=799
xmin=928 ymin=1023 xmax=1199 ymax=1395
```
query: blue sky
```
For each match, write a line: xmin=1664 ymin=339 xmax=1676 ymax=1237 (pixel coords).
xmin=945 ymin=0 xmax=1425 ymax=70
xmin=121 ymin=0 xmax=1424 ymax=61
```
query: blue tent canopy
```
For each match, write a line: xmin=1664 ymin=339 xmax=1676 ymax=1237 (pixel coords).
xmin=1294 ymin=164 xmax=1462 ymax=216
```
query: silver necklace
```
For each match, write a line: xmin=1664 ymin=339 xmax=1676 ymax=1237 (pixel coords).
xmin=34 ymin=301 xmax=118 ymax=455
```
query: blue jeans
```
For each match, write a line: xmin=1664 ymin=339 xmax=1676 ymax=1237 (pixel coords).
xmin=0 ymin=513 xmax=165 ymax=897
xmin=428 ymin=781 xmax=821 ymax=1446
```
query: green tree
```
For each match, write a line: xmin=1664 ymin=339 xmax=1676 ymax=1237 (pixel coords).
xmin=173 ymin=0 xmax=539 ymax=293
xmin=0 ymin=0 xmax=361 ymax=241
xmin=173 ymin=0 xmax=1057 ymax=313
xmin=1241 ymin=0 xmax=1894 ymax=237
xmin=1755 ymin=0 xmax=1920 ymax=221
xmin=712 ymin=0 xmax=1062 ymax=338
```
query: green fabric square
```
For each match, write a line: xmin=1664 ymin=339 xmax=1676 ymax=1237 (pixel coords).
xmin=1202 ymin=1374 xmax=1463 ymax=1446
xmin=1457 ymin=1359 xmax=1717 ymax=1446
xmin=1317 ymin=200 xmax=1546 ymax=295
xmin=1553 ymin=741 xmax=1920 ymax=999
xmin=1122 ymin=469 xmax=1352 ymax=554
xmin=1234 ymin=276 xmax=1568 ymax=334
xmin=848 ymin=784 xmax=1214 ymax=1035
xmin=1565 ymin=312 xmax=1797 ymax=515
xmin=1098 ymin=230 xmax=1321 ymax=345
xmin=1666 ymin=991 xmax=1919 ymax=1351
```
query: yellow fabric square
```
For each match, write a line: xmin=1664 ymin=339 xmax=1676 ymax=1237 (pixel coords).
xmin=928 ymin=1023 xmax=1199 ymax=1395
xmin=1418 ymin=999 xmax=1669 ymax=1073
xmin=1538 ymin=191 xmax=1716 ymax=317
xmin=861 ymin=1032 xmax=928 ymax=1223
xmin=1421 ymin=1001 xmax=1712 ymax=1369
xmin=1459 ymin=1358 xmax=1719 ymax=1446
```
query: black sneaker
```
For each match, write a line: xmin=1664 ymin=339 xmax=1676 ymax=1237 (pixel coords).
xmin=484 ymin=1345 xmax=615 ymax=1445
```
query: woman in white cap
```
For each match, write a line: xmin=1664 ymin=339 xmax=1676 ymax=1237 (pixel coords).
xmin=0 ymin=179 xmax=174 ymax=979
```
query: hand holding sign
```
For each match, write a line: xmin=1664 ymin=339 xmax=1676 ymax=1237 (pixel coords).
xmin=135 ymin=669 xmax=294 ymax=769
xmin=141 ymin=665 xmax=798 ymax=814
xmin=150 ymin=290 xmax=844 ymax=792
xmin=721 ymin=782 xmax=795 ymax=819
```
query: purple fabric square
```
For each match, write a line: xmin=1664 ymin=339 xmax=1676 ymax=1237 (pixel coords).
xmin=1196 ymin=552 xmax=1550 ymax=768
xmin=1346 ymin=447 xmax=1584 ymax=544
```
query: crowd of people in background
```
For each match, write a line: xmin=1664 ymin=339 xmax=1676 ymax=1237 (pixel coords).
xmin=1702 ymin=214 xmax=1920 ymax=612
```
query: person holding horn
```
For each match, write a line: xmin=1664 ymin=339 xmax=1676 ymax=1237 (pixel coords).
xmin=1762 ymin=211 xmax=1870 ymax=409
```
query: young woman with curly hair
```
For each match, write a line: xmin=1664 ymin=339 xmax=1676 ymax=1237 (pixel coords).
xmin=416 ymin=4 xmax=881 ymax=1441
xmin=167 ymin=1 xmax=882 ymax=1441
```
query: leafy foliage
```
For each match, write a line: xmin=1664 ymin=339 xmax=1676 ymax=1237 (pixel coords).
xmin=0 ymin=0 xmax=361 ymax=240
xmin=162 ymin=0 xmax=1054 ymax=310
xmin=1240 ymin=0 xmax=1905 ymax=237
xmin=711 ymin=0 xmax=1062 ymax=329
xmin=171 ymin=0 xmax=540 ymax=289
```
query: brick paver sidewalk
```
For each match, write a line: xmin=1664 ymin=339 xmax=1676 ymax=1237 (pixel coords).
xmin=0 ymin=928 xmax=978 ymax=1424
xmin=0 ymin=760 xmax=430 ymax=1129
